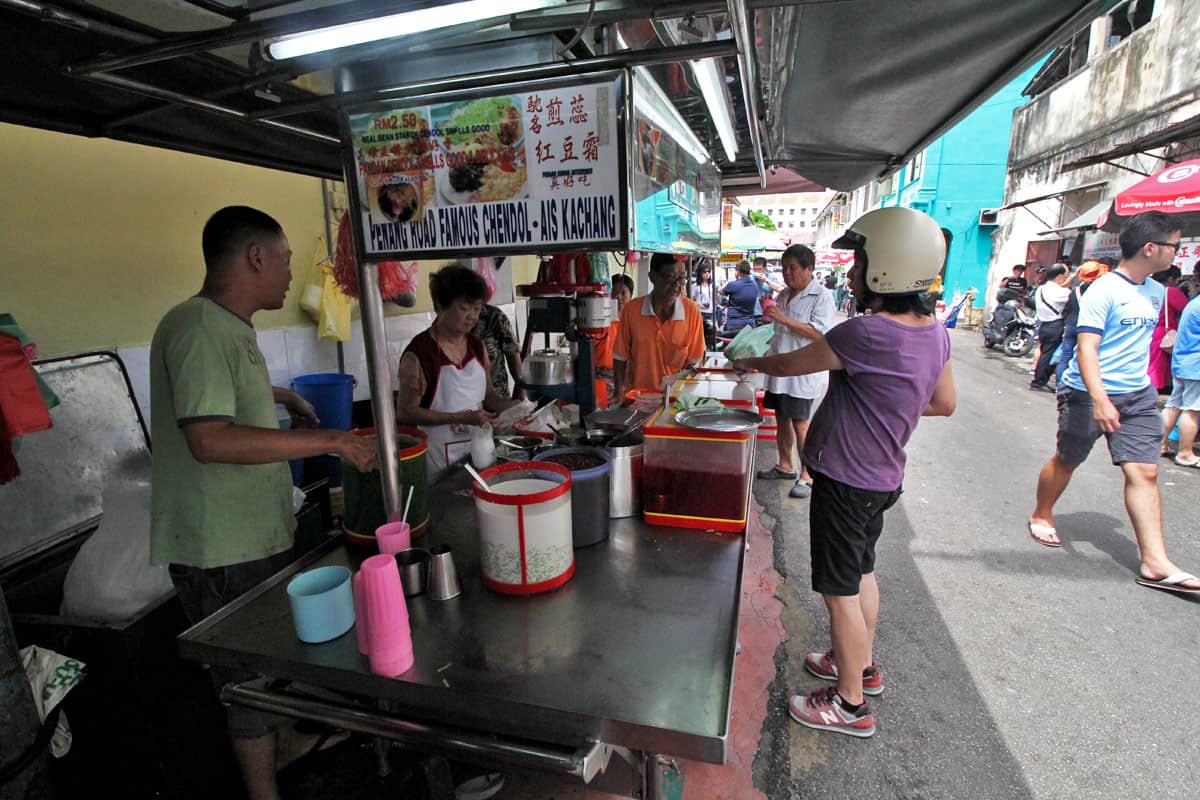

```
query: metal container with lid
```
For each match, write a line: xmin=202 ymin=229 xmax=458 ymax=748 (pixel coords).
xmin=521 ymin=349 xmax=573 ymax=387
xmin=605 ymin=432 xmax=643 ymax=518
xmin=537 ymin=447 xmax=612 ymax=547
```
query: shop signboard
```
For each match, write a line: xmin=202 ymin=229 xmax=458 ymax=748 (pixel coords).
xmin=1172 ymin=237 xmax=1200 ymax=275
xmin=341 ymin=73 xmax=627 ymax=260
xmin=1082 ymin=229 xmax=1121 ymax=261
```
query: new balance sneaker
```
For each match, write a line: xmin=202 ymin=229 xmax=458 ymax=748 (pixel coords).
xmin=788 ymin=687 xmax=875 ymax=738
xmin=803 ymin=649 xmax=883 ymax=696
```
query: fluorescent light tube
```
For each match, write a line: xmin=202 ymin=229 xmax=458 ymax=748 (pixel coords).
xmin=690 ymin=57 xmax=737 ymax=162
xmin=266 ymin=0 xmax=557 ymax=60
xmin=632 ymin=67 xmax=710 ymax=163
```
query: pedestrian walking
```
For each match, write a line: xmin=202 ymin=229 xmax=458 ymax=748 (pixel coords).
xmin=1161 ymin=293 xmax=1200 ymax=465
xmin=1027 ymin=211 xmax=1199 ymax=595
xmin=1147 ymin=265 xmax=1187 ymax=393
xmin=754 ymin=244 xmax=836 ymax=499
xmin=1056 ymin=261 xmax=1110 ymax=387
xmin=1029 ymin=264 xmax=1071 ymax=391
xmin=734 ymin=207 xmax=955 ymax=738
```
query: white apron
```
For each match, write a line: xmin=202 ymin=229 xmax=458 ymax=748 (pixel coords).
xmin=421 ymin=354 xmax=488 ymax=475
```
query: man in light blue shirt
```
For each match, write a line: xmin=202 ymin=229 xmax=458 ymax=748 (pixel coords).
xmin=1029 ymin=211 xmax=1198 ymax=595
xmin=1162 ymin=294 xmax=1200 ymax=466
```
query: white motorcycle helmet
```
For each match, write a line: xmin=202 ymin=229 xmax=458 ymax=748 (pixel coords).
xmin=832 ymin=207 xmax=946 ymax=294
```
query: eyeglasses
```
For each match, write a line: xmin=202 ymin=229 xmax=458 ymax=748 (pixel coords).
xmin=1153 ymin=240 xmax=1182 ymax=252
xmin=655 ymin=274 xmax=687 ymax=286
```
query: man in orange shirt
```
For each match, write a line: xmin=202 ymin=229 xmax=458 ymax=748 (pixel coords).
xmin=613 ymin=253 xmax=707 ymax=399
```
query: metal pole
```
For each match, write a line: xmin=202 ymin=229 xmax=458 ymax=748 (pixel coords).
xmin=250 ymin=40 xmax=738 ymax=121
xmin=726 ymin=0 xmax=767 ymax=188
xmin=355 ymin=256 xmax=402 ymax=520
xmin=0 ymin=590 xmax=53 ymax=798
xmin=221 ymin=682 xmax=596 ymax=777
xmin=77 ymin=72 xmax=340 ymax=145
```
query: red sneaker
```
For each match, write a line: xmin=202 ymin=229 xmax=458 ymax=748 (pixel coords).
xmin=803 ymin=650 xmax=883 ymax=696
xmin=788 ymin=687 xmax=875 ymax=738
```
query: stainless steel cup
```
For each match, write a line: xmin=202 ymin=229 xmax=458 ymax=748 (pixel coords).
xmin=394 ymin=548 xmax=429 ymax=597
xmin=427 ymin=544 xmax=462 ymax=600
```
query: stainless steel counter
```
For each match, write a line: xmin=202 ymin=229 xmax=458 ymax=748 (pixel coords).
xmin=178 ymin=469 xmax=744 ymax=767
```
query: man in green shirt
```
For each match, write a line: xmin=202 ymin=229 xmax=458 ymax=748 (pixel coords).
xmin=150 ymin=206 xmax=376 ymax=800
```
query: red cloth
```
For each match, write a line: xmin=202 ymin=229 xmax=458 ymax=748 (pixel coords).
xmin=0 ymin=333 xmax=53 ymax=484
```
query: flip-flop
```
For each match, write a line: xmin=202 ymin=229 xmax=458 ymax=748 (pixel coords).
xmin=1135 ymin=572 xmax=1200 ymax=595
xmin=1173 ymin=455 xmax=1200 ymax=468
xmin=756 ymin=466 xmax=797 ymax=480
xmin=1027 ymin=521 xmax=1061 ymax=548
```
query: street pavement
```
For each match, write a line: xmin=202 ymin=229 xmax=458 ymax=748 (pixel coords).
xmin=752 ymin=324 xmax=1200 ymax=800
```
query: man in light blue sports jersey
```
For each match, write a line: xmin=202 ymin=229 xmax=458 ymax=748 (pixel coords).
xmin=1028 ymin=212 xmax=1199 ymax=595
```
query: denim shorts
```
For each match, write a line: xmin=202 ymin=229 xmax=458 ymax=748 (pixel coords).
xmin=1166 ymin=377 xmax=1200 ymax=411
xmin=169 ymin=548 xmax=294 ymax=738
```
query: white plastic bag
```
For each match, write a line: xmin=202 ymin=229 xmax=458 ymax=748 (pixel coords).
xmin=21 ymin=645 xmax=85 ymax=757
xmin=60 ymin=479 xmax=173 ymax=623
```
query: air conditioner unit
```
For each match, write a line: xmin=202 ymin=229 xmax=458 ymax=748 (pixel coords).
xmin=979 ymin=208 xmax=1000 ymax=226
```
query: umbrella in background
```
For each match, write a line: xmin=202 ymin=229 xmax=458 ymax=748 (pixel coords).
xmin=1100 ymin=159 xmax=1200 ymax=234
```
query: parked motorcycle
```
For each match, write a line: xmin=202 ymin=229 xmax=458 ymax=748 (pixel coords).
xmin=983 ymin=288 xmax=1037 ymax=357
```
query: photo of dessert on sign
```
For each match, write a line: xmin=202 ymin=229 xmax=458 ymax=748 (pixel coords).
xmin=360 ymin=107 xmax=436 ymax=223
xmin=433 ymin=96 xmax=528 ymax=205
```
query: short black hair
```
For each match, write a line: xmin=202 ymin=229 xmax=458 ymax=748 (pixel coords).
xmin=1045 ymin=265 xmax=1068 ymax=281
xmin=1012 ymin=264 xmax=1025 ymax=272
xmin=429 ymin=264 xmax=487 ymax=310
xmin=753 ymin=256 xmax=767 ymax=266
xmin=1152 ymin=265 xmax=1182 ymax=284
xmin=612 ymin=273 xmax=635 ymax=295
xmin=1119 ymin=211 xmax=1181 ymax=259
xmin=649 ymin=252 xmax=679 ymax=274
xmin=202 ymin=206 xmax=283 ymax=272
xmin=736 ymin=260 xmax=751 ymax=275
xmin=781 ymin=244 xmax=815 ymax=269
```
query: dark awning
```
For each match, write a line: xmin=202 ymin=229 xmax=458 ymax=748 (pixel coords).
xmin=0 ymin=0 xmax=1116 ymax=191
xmin=1062 ymin=114 xmax=1200 ymax=172
xmin=1037 ymin=198 xmax=1109 ymax=235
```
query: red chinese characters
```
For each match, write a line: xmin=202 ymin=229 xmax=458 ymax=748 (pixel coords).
xmin=561 ymin=135 xmax=578 ymax=162
xmin=535 ymin=141 xmax=556 ymax=164
xmin=526 ymin=95 xmax=543 ymax=114
xmin=583 ymin=131 xmax=599 ymax=162
xmin=570 ymin=93 xmax=588 ymax=125
xmin=546 ymin=97 xmax=565 ymax=127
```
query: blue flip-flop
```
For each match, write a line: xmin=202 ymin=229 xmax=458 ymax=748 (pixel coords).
xmin=756 ymin=466 xmax=797 ymax=480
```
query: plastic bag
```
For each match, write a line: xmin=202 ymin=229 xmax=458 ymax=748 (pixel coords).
xmin=332 ymin=211 xmax=419 ymax=305
xmin=318 ymin=265 xmax=353 ymax=342
xmin=21 ymin=645 xmax=85 ymax=757
xmin=60 ymin=480 xmax=173 ymax=624
xmin=722 ymin=324 xmax=775 ymax=361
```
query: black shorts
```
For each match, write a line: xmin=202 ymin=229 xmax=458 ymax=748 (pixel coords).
xmin=762 ymin=391 xmax=815 ymax=421
xmin=169 ymin=548 xmax=294 ymax=738
xmin=809 ymin=472 xmax=901 ymax=596
xmin=1055 ymin=385 xmax=1161 ymax=466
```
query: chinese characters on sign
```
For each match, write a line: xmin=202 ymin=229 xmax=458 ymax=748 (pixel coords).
xmin=348 ymin=79 xmax=621 ymax=257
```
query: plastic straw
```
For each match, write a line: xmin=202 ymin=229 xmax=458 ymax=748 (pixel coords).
xmin=401 ymin=484 xmax=414 ymax=524
xmin=463 ymin=462 xmax=491 ymax=491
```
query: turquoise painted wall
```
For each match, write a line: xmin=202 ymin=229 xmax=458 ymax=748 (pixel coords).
xmin=882 ymin=63 xmax=1042 ymax=307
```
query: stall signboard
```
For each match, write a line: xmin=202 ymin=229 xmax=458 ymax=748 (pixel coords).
xmin=1082 ymin=229 xmax=1121 ymax=261
xmin=629 ymin=69 xmax=721 ymax=258
xmin=342 ymin=74 xmax=626 ymax=260
xmin=1172 ymin=238 xmax=1200 ymax=276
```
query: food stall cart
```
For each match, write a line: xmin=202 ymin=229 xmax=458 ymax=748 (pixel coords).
xmin=0 ymin=1 xmax=1117 ymax=795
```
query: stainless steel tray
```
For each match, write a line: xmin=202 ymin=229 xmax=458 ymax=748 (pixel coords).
xmin=673 ymin=407 xmax=764 ymax=432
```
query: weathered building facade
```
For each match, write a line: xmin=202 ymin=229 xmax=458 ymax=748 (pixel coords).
xmin=988 ymin=0 xmax=1200 ymax=292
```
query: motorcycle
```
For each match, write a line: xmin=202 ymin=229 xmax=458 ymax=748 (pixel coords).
xmin=983 ymin=288 xmax=1037 ymax=357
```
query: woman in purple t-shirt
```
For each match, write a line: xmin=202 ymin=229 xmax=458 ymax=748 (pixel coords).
xmin=734 ymin=207 xmax=956 ymax=739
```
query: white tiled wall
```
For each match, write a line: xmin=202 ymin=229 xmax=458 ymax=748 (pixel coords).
xmin=116 ymin=302 xmax=525 ymax=428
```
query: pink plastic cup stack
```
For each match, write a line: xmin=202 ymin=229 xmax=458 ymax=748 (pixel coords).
xmin=351 ymin=570 xmax=370 ymax=655
xmin=358 ymin=554 xmax=415 ymax=676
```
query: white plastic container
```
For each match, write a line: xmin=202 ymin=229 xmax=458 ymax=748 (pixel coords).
xmin=473 ymin=462 xmax=574 ymax=595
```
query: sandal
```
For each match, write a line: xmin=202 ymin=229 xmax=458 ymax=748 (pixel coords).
xmin=1027 ymin=521 xmax=1061 ymax=548
xmin=1136 ymin=572 xmax=1200 ymax=595
xmin=756 ymin=465 xmax=797 ymax=480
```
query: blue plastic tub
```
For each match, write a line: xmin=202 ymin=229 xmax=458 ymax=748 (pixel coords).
xmin=292 ymin=373 xmax=356 ymax=431
xmin=292 ymin=373 xmax=356 ymax=487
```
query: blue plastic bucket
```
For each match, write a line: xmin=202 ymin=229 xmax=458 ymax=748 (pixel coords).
xmin=292 ymin=373 xmax=356 ymax=487
xmin=292 ymin=373 xmax=356 ymax=431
